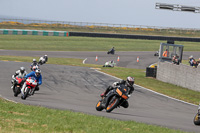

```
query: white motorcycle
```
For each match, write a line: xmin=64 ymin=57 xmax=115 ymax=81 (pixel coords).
xmin=38 ymin=57 xmax=46 ymax=65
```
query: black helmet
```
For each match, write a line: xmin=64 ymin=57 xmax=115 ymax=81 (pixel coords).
xmin=20 ymin=67 xmax=25 ymax=74
xmin=126 ymin=76 xmax=134 ymax=87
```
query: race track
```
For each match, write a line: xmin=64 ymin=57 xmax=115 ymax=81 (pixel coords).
xmin=0 ymin=50 xmax=200 ymax=132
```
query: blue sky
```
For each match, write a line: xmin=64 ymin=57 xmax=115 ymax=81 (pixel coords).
xmin=1 ymin=0 xmax=200 ymax=29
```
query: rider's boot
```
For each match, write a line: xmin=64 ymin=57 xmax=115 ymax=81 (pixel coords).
xmin=100 ymin=92 xmax=105 ymax=97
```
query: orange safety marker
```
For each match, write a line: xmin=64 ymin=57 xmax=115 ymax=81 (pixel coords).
xmin=95 ymin=56 xmax=98 ymax=61
xmin=137 ymin=56 xmax=139 ymax=62
xmin=117 ymin=56 xmax=120 ymax=62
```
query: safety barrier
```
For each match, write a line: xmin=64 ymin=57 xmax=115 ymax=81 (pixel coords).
xmin=69 ymin=32 xmax=200 ymax=42
xmin=1 ymin=29 xmax=200 ymax=42
xmin=0 ymin=29 xmax=69 ymax=37
xmin=157 ymin=61 xmax=200 ymax=92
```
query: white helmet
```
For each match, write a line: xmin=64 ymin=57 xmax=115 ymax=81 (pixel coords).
xmin=33 ymin=59 xmax=36 ymax=62
xmin=20 ymin=67 xmax=25 ymax=73
xmin=35 ymin=69 xmax=41 ymax=77
xmin=126 ymin=76 xmax=134 ymax=87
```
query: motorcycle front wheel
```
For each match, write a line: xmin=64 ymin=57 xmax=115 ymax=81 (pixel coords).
xmin=194 ymin=113 xmax=200 ymax=125
xmin=21 ymin=87 xmax=30 ymax=100
xmin=106 ymin=95 xmax=120 ymax=113
xmin=96 ymin=100 xmax=104 ymax=111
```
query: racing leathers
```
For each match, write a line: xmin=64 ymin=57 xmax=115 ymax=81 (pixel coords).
xmin=11 ymin=69 xmax=27 ymax=89
xmin=39 ymin=55 xmax=48 ymax=65
xmin=100 ymin=80 xmax=134 ymax=108
xmin=30 ymin=62 xmax=39 ymax=71
xmin=21 ymin=71 xmax=42 ymax=95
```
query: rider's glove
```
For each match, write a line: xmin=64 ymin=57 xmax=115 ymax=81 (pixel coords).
xmin=113 ymin=82 xmax=119 ymax=87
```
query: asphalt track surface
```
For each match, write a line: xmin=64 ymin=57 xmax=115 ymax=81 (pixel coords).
xmin=0 ymin=50 xmax=200 ymax=132
xmin=0 ymin=50 xmax=199 ymax=69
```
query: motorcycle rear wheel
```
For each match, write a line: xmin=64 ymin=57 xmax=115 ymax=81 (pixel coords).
xmin=194 ymin=113 xmax=200 ymax=125
xmin=106 ymin=96 xmax=120 ymax=113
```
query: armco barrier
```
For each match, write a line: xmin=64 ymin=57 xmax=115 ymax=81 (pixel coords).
xmin=69 ymin=32 xmax=200 ymax=42
xmin=0 ymin=29 xmax=69 ymax=37
xmin=1 ymin=29 xmax=200 ymax=42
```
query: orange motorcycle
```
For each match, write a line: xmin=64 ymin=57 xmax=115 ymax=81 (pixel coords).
xmin=96 ymin=84 xmax=130 ymax=113
xmin=194 ymin=103 xmax=200 ymax=125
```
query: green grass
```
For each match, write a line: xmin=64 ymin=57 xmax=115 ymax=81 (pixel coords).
xmin=1 ymin=35 xmax=200 ymax=51
xmin=0 ymin=34 xmax=198 ymax=132
xmin=0 ymin=98 xmax=187 ymax=133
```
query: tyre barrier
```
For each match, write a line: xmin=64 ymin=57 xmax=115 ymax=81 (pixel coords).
xmin=0 ymin=29 xmax=69 ymax=37
xmin=1 ymin=29 xmax=200 ymax=42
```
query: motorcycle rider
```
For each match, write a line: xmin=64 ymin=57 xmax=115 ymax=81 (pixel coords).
xmin=32 ymin=65 xmax=39 ymax=71
xmin=103 ymin=60 xmax=115 ymax=67
xmin=108 ymin=47 xmax=115 ymax=54
xmin=30 ymin=59 xmax=39 ymax=71
xmin=39 ymin=55 xmax=48 ymax=65
xmin=100 ymin=76 xmax=135 ymax=108
xmin=21 ymin=69 xmax=42 ymax=95
xmin=11 ymin=67 xmax=27 ymax=89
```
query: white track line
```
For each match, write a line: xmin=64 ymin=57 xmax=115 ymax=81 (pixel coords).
xmin=94 ymin=69 xmax=198 ymax=107
xmin=83 ymin=58 xmax=87 ymax=64
xmin=0 ymin=94 xmax=18 ymax=104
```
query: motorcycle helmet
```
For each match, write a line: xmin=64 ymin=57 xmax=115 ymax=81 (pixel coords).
xmin=35 ymin=69 xmax=41 ymax=77
xmin=45 ymin=55 xmax=47 ymax=57
xmin=20 ymin=67 xmax=25 ymax=74
xmin=126 ymin=76 xmax=134 ymax=87
xmin=32 ymin=65 xmax=38 ymax=71
xmin=33 ymin=59 xmax=36 ymax=62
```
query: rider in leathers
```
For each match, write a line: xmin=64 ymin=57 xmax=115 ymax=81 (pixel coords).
xmin=39 ymin=55 xmax=48 ymax=65
xmin=100 ymin=76 xmax=135 ymax=108
xmin=11 ymin=67 xmax=27 ymax=89
xmin=21 ymin=69 xmax=42 ymax=95
xmin=30 ymin=59 xmax=39 ymax=71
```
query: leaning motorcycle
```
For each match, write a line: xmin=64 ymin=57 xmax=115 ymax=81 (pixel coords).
xmin=107 ymin=49 xmax=115 ymax=54
xmin=13 ymin=76 xmax=24 ymax=97
xmin=30 ymin=65 xmax=39 ymax=71
xmin=193 ymin=103 xmax=200 ymax=125
xmin=96 ymin=84 xmax=130 ymax=113
xmin=38 ymin=57 xmax=46 ymax=65
xmin=21 ymin=77 xmax=37 ymax=100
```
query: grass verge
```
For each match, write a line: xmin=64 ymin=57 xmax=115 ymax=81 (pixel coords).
xmin=0 ymin=98 xmax=187 ymax=133
xmin=1 ymin=35 xmax=200 ymax=51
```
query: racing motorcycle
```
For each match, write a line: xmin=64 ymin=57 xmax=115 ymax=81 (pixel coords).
xmin=193 ymin=103 xmax=200 ymax=125
xmin=30 ymin=65 xmax=39 ymax=71
xmin=38 ymin=57 xmax=46 ymax=65
xmin=103 ymin=61 xmax=115 ymax=67
xmin=21 ymin=77 xmax=37 ymax=100
xmin=96 ymin=84 xmax=130 ymax=113
xmin=13 ymin=76 xmax=24 ymax=97
xmin=107 ymin=49 xmax=115 ymax=54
